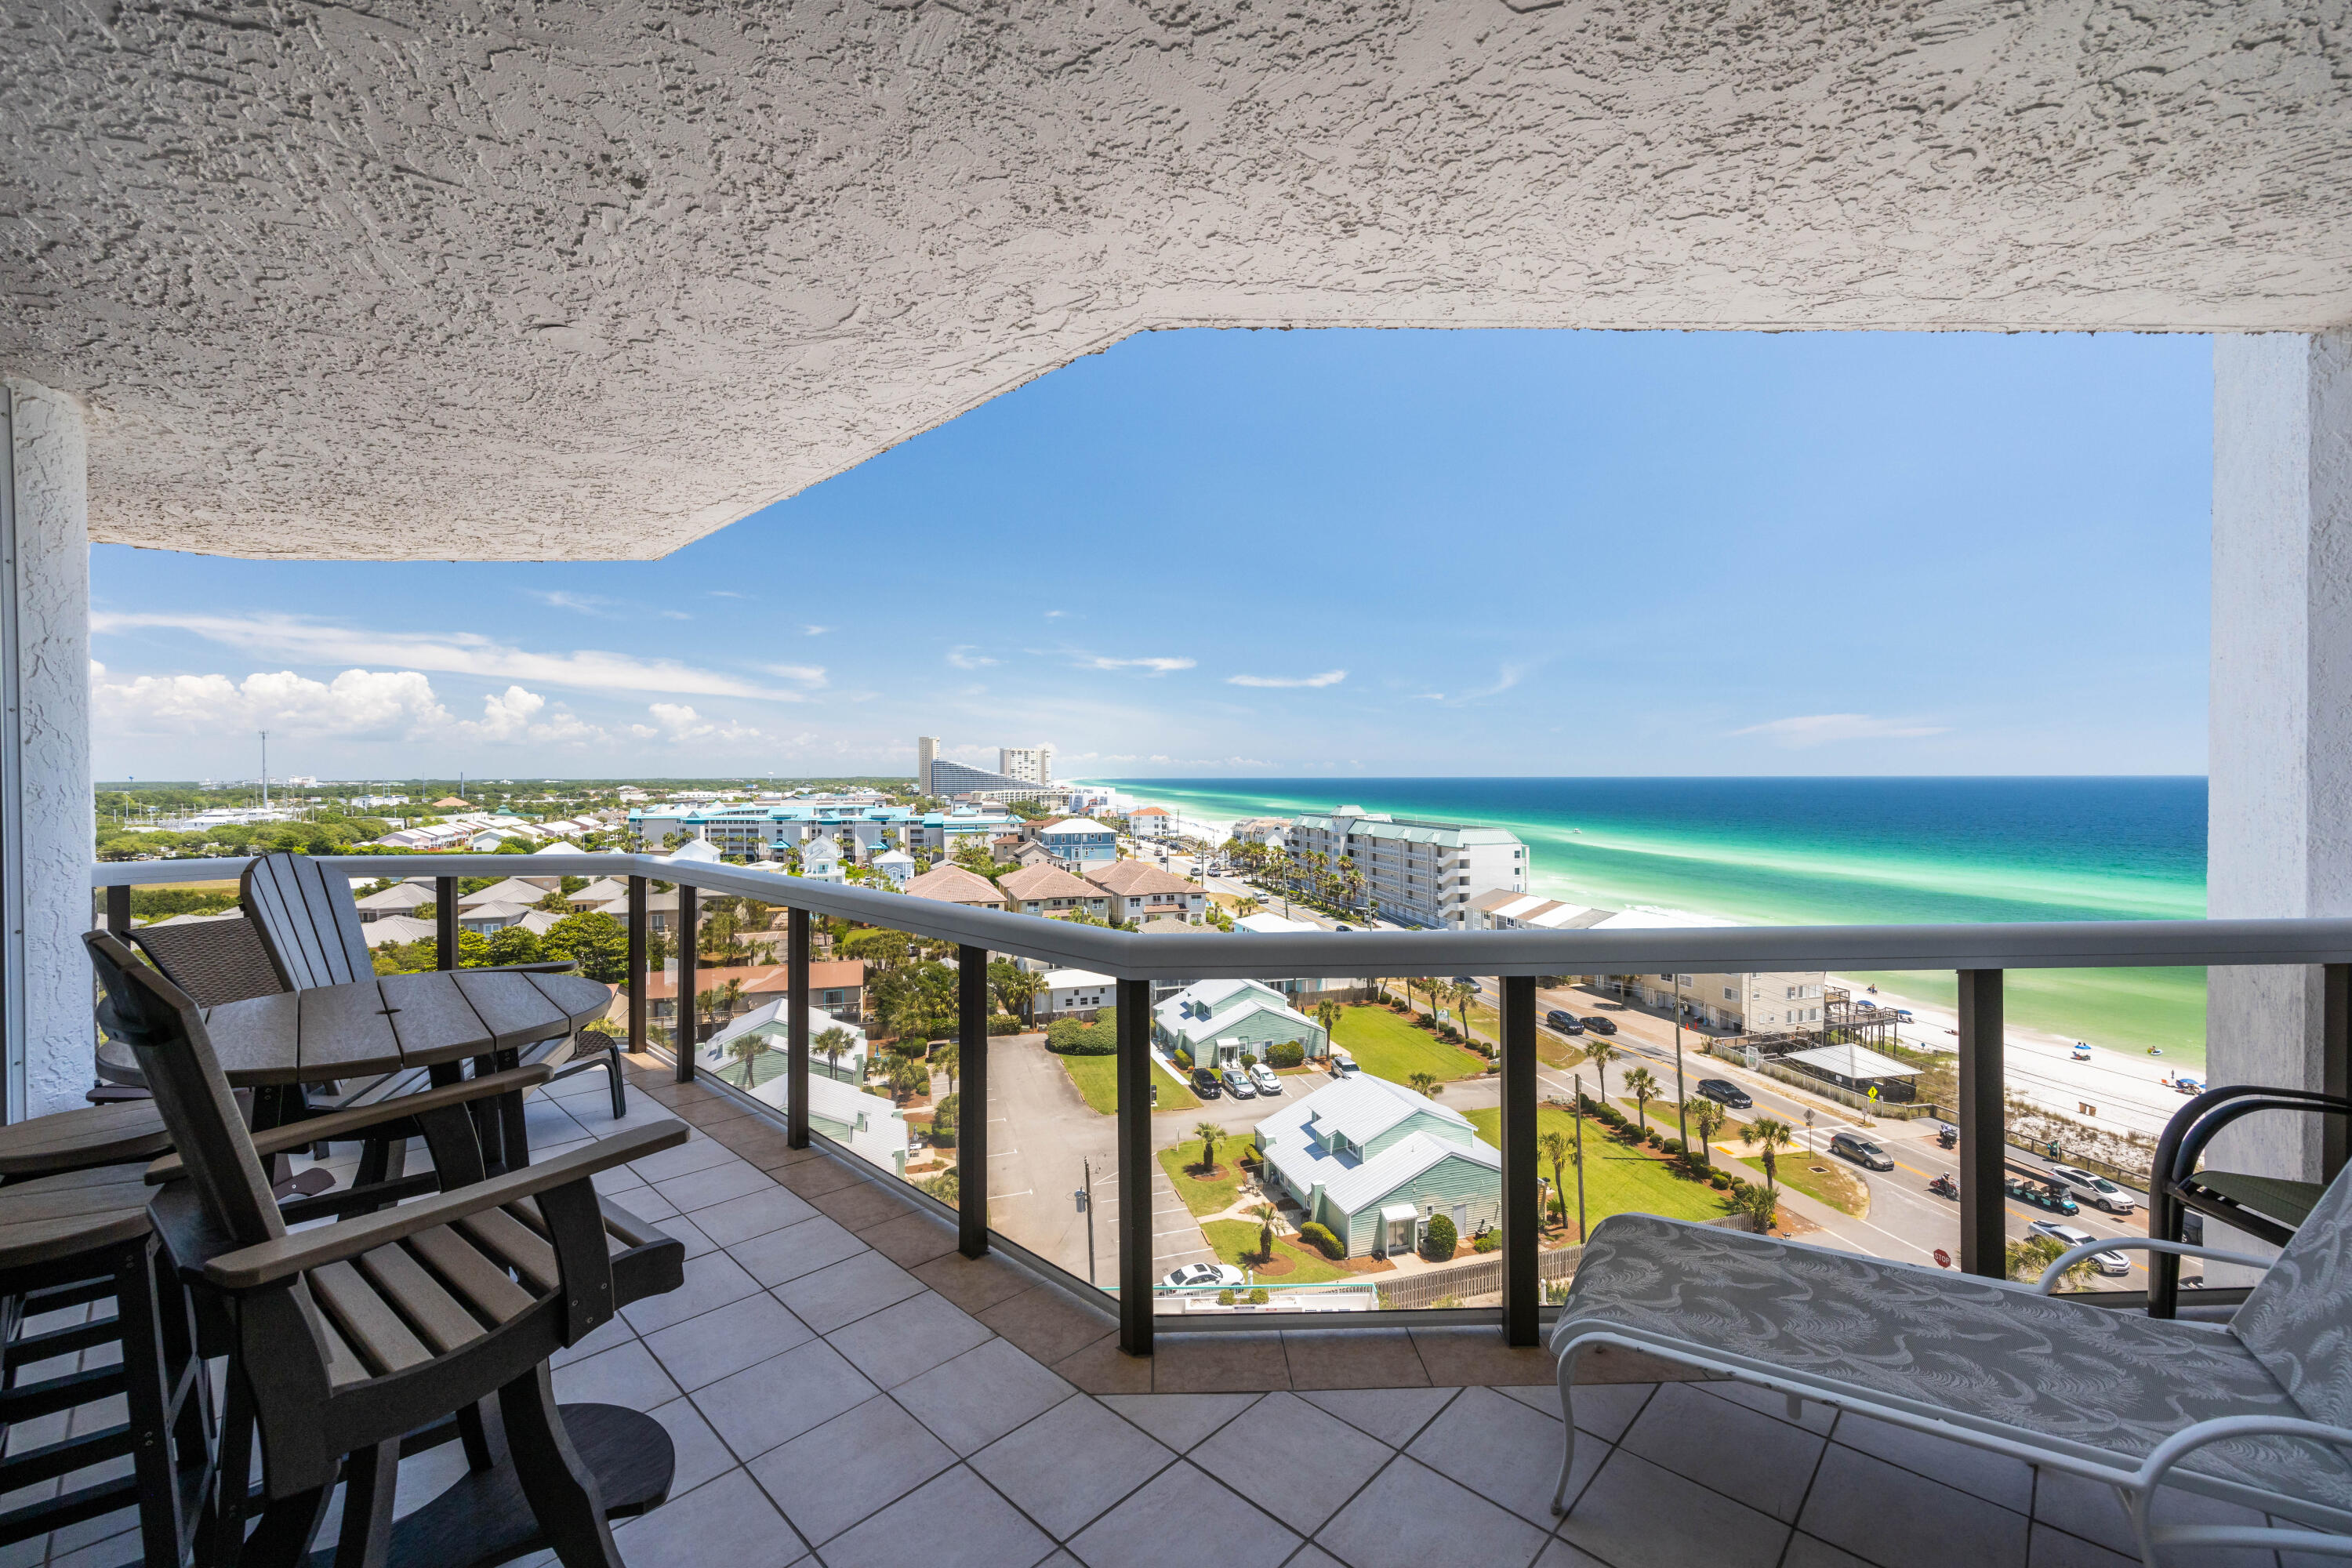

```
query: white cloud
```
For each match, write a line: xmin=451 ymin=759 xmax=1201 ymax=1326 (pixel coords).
xmin=800 ymin=626 xmax=830 ymax=637
xmin=90 ymin=662 xmax=601 ymax=746
xmin=630 ymin=703 xmax=764 ymax=746
xmin=526 ymin=590 xmax=615 ymax=616
xmin=1732 ymin=713 xmax=1952 ymax=746
xmin=1228 ymin=669 xmax=1346 ymax=689
xmin=947 ymin=646 xmax=999 ymax=670
xmin=1076 ymin=655 xmax=1196 ymax=675
xmin=1043 ymin=610 xmax=1069 ymax=619
xmin=1457 ymin=663 xmax=1529 ymax=702
xmin=756 ymin=663 xmax=829 ymax=687
xmin=93 ymin=611 xmax=800 ymax=701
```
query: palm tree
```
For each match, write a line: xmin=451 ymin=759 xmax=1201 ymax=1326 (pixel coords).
xmin=1251 ymin=1201 xmax=1279 ymax=1264
xmin=1193 ymin=1120 xmax=1224 ymax=1176
xmin=814 ymin=1024 xmax=855 ymax=1082
xmin=934 ymin=1040 xmax=959 ymax=1095
xmin=724 ymin=1029 xmax=768 ymax=1089
xmin=1537 ymin=1128 xmax=1575 ymax=1232
xmin=1450 ymin=981 xmax=1480 ymax=1038
xmin=1624 ymin=1066 xmax=1660 ymax=1133
xmin=1000 ymin=967 xmax=1044 ymax=1027
xmin=1741 ymin=1116 xmax=1795 ymax=1192
xmin=1584 ymin=1037 xmax=1621 ymax=1107
xmin=1314 ymin=998 xmax=1341 ymax=1039
xmin=1688 ymin=1098 xmax=1726 ymax=1167
xmin=1407 ymin=1071 xmax=1443 ymax=1099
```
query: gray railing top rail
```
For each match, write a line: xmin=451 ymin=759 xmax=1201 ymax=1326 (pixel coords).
xmin=90 ymin=852 xmax=2352 ymax=979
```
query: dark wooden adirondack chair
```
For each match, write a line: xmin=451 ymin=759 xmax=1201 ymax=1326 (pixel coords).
xmin=241 ymin=854 xmax=629 ymax=1119
xmin=86 ymin=931 xmax=685 ymax=1568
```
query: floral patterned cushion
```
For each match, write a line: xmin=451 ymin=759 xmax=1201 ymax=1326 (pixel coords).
xmin=1555 ymin=1214 xmax=2352 ymax=1510
xmin=2230 ymin=1163 xmax=2352 ymax=1430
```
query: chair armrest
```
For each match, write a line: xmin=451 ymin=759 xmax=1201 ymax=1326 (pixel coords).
xmin=2031 ymin=1237 xmax=2276 ymax=1294
xmin=200 ymin=1120 xmax=688 ymax=1290
xmin=2132 ymin=1413 xmax=2352 ymax=1496
xmin=143 ymin=1063 xmax=557 ymax=1185
xmin=468 ymin=962 xmax=579 ymax=975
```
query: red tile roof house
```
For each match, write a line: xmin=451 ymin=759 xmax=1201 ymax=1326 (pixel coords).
xmin=1085 ymin=859 xmax=1207 ymax=924
xmin=996 ymin=864 xmax=1112 ymax=921
xmin=901 ymin=864 xmax=1008 ymax=911
xmin=643 ymin=960 xmax=866 ymax=1028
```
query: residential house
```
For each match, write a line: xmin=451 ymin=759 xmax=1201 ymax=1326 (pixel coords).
xmin=1254 ymin=1075 xmax=1502 ymax=1258
xmin=362 ymin=913 xmax=435 ymax=949
xmin=998 ymin=864 xmax=1111 ymax=921
xmin=701 ymin=1031 xmax=907 ymax=1177
xmin=1036 ymin=816 xmax=1119 ymax=870
xmin=798 ymin=836 xmax=844 ymax=884
xmin=568 ymin=877 xmax=630 ymax=912
xmin=1127 ymin=805 xmax=1175 ymax=840
xmin=1233 ymin=912 xmax=1360 ymax=1003
xmin=1009 ymin=840 xmax=1059 ymax=869
xmin=872 ymin=848 xmax=916 ymax=889
xmin=1779 ymin=1042 xmax=1921 ymax=1103
xmin=1040 ymin=969 xmax=1115 ymax=1019
xmin=902 ymin=865 xmax=1007 ymax=912
xmin=1084 ymin=860 xmax=1206 ymax=925
xmin=1152 ymin=978 xmax=1327 ymax=1068
xmin=459 ymin=877 xmax=557 ymax=913
xmin=643 ymin=960 xmax=868 ymax=1028
xmin=1229 ymin=817 xmax=1290 ymax=846
xmin=353 ymin=880 xmax=435 ymax=923
xmin=459 ymin=902 xmax=533 ymax=935
xmin=697 ymin=1000 xmax=870 ymax=1084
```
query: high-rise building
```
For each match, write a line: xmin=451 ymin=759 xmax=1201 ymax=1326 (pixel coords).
xmin=916 ymin=736 xmax=939 ymax=794
xmin=1283 ymin=807 xmax=1528 ymax=930
xmin=998 ymin=745 xmax=1054 ymax=785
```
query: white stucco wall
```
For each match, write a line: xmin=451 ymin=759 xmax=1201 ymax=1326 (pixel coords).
xmin=2 ymin=379 xmax=93 ymax=1118
xmin=2206 ymin=332 xmax=2352 ymax=1183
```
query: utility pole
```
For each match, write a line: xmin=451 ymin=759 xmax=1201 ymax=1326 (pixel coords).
xmin=1673 ymin=972 xmax=1688 ymax=1152
xmin=1572 ymin=1071 xmax=1588 ymax=1241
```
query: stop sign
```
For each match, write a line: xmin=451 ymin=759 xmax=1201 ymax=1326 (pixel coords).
xmin=1933 ymin=1249 xmax=1952 ymax=1269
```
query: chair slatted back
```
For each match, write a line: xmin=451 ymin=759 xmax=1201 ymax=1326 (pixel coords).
xmin=241 ymin=853 xmax=374 ymax=992
xmin=84 ymin=932 xmax=285 ymax=1249
xmin=125 ymin=916 xmax=287 ymax=1007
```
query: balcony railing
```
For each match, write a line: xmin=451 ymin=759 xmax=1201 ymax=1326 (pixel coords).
xmin=92 ymin=851 xmax=2352 ymax=1356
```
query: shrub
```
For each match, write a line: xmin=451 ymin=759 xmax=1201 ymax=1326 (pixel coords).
xmin=1421 ymin=1213 xmax=1457 ymax=1261
xmin=1710 ymin=1174 xmax=1732 ymax=1190
xmin=1217 ymin=1288 xmax=1236 ymax=1306
xmin=1644 ymin=1131 xmax=1663 ymax=1149
xmin=986 ymin=1014 xmax=1025 ymax=1035
xmin=1298 ymin=1221 xmax=1342 ymax=1258
xmin=1248 ymin=1287 xmax=1269 ymax=1305
xmin=1239 ymin=1051 xmax=1258 ymax=1069
xmin=1269 ymin=1040 xmax=1305 ymax=1069
xmin=1662 ymin=1138 xmax=1684 ymax=1156
xmin=1472 ymin=1230 xmax=1501 ymax=1254
xmin=1174 ymin=1047 xmax=1193 ymax=1070
xmin=1045 ymin=1017 xmax=1116 ymax=1055
xmin=929 ymin=1093 xmax=959 ymax=1145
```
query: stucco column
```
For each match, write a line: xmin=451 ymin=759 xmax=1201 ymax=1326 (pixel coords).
xmin=2206 ymin=332 xmax=2352 ymax=1185
xmin=1 ymin=379 xmax=93 ymax=1120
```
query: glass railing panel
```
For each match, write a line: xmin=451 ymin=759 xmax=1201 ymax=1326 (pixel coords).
xmin=982 ymin=956 xmax=1121 ymax=1301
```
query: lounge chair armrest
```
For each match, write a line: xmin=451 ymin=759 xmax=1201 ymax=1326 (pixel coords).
xmin=199 ymin=1121 xmax=687 ymax=1290
xmin=470 ymin=961 xmax=578 ymax=975
xmin=144 ymin=1064 xmax=557 ymax=1185
xmin=2031 ymin=1237 xmax=2276 ymax=1294
xmin=2132 ymin=1414 xmax=2352 ymax=1502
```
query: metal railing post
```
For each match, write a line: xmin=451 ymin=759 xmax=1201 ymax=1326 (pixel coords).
xmin=1116 ymin=975 xmax=1152 ymax=1357
xmin=1501 ymin=975 xmax=1539 ymax=1345
xmin=104 ymin=884 xmax=129 ymax=935
xmin=434 ymin=876 xmax=457 ymax=971
xmin=786 ymin=909 xmax=811 ymax=1149
xmin=626 ymin=876 xmax=648 ymax=1057
xmin=957 ymin=945 xmax=989 ymax=1258
xmin=1957 ymin=969 xmax=2006 ymax=1279
xmin=2325 ymin=964 xmax=2350 ymax=1185
xmin=675 ymin=881 xmax=699 ymax=1083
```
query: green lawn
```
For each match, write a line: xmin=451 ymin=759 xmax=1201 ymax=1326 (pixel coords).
xmin=1333 ymin=1007 xmax=1489 ymax=1085
xmin=1158 ymin=1137 xmax=1250 ymax=1217
xmin=1202 ymin=1220 xmax=1356 ymax=1284
xmin=1735 ymin=1151 xmax=1869 ymax=1218
xmin=1058 ymin=1052 xmax=1201 ymax=1116
xmin=1467 ymin=1105 xmax=1731 ymax=1234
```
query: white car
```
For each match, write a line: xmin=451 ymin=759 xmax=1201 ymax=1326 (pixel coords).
xmin=2047 ymin=1163 xmax=2136 ymax=1214
xmin=1249 ymin=1062 xmax=1281 ymax=1094
xmin=1159 ymin=1262 xmax=1246 ymax=1290
xmin=2027 ymin=1221 xmax=2132 ymax=1276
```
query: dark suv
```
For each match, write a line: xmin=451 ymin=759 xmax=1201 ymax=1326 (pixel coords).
xmin=1544 ymin=1009 xmax=1584 ymax=1035
xmin=1190 ymin=1066 xmax=1221 ymax=1098
xmin=1694 ymin=1078 xmax=1751 ymax=1109
xmin=1581 ymin=1015 xmax=1618 ymax=1036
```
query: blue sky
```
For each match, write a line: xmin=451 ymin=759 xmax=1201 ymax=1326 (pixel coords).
xmin=93 ymin=328 xmax=2213 ymax=783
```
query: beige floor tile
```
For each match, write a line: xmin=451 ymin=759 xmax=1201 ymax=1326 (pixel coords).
xmin=1280 ymin=1329 xmax=1430 ymax=1392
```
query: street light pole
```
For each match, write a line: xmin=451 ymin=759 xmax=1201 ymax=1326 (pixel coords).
xmin=1674 ymin=973 xmax=1688 ymax=1152
xmin=1572 ymin=1071 xmax=1588 ymax=1241
xmin=1078 ymin=1156 xmax=1097 ymax=1286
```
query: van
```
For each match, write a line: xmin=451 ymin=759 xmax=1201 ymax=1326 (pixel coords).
xmin=1330 ymin=1047 xmax=1360 ymax=1076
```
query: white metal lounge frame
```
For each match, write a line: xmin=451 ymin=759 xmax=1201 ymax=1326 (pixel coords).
xmin=1548 ymin=1232 xmax=2352 ymax=1566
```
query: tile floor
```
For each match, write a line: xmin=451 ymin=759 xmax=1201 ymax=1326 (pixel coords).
xmin=9 ymin=1060 xmax=2333 ymax=1566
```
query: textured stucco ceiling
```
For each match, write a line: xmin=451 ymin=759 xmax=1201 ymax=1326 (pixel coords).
xmin=5 ymin=0 xmax=2350 ymax=561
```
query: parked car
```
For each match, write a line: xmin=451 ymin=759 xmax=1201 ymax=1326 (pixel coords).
xmin=1249 ymin=1062 xmax=1281 ymax=1094
xmin=1330 ymin=1047 xmax=1361 ymax=1076
xmin=1191 ymin=1066 xmax=1222 ymax=1098
xmin=1218 ymin=1066 xmax=1256 ymax=1099
xmin=1159 ymin=1262 xmax=1246 ymax=1290
xmin=1581 ymin=1016 xmax=1618 ymax=1036
xmin=1694 ymin=1078 xmax=1752 ymax=1109
xmin=1452 ymin=975 xmax=1480 ymax=987
xmin=1829 ymin=1131 xmax=1894 ymax=1171
xmin=1334 ymin=924 xmax=1352 ymax=932
xmin=1544 ymin=1009 xmax=1585 ymax=1036
xmin=2047 ymin=1163 xmax=2136 ymax=1214
xmin=2027 ymin=1221 xmax=2132 ymax=1277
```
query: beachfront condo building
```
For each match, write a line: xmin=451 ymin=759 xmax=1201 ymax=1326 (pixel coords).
xmin=1283 ymin=808 xmax=1529 ymax=929
xmin=1623 ymin=972 xmax=1829 ymax=1034
xmin=998 ymin=745 xmax=1053 ymax=785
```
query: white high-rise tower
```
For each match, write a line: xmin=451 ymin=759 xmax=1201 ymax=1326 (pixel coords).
xmin=916 ymin=735 xmax=939 ymax=794
xmin=998 ymin=745 xmax=1054 ymax=786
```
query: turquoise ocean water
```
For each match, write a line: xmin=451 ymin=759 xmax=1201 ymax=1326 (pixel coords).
xmin=1100 ymin=778 xmax=2209 ymax=1062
